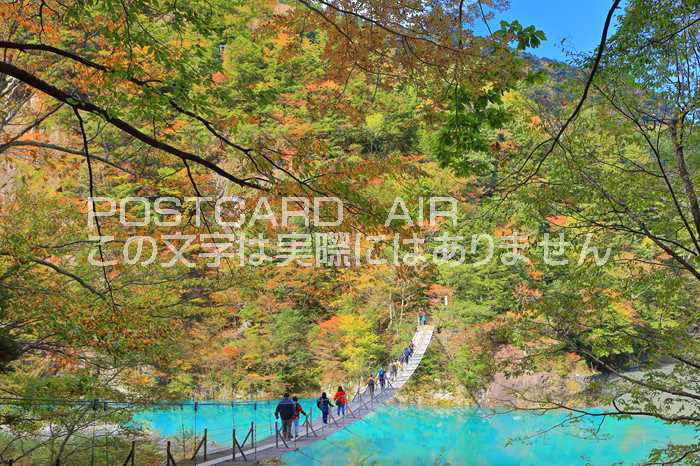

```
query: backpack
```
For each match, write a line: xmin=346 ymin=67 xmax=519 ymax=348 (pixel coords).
xmin=378 ymin=369 xmax=385 ymax=378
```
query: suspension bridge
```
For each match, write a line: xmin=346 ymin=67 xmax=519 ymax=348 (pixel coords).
xmin=173 ymin=324 xmax=435 ymax=466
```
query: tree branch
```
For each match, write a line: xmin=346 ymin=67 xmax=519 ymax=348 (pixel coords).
xmin=0 ymin=60 xmax=267 ymax=191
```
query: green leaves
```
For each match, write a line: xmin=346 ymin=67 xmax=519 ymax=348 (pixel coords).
xmin=497 ymin=20 xmax=547 ymax=51
xmin=432 ymin=84 xmax=510 ymax=176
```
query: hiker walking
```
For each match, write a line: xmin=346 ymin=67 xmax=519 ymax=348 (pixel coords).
xmin=316 ymin=392 xmax=334 ymax=424
xmin=378 ymin=367 xmax=386 ymax=390
xmin=390 ymin=361 xmax=398 ymax=379
xmin=367 ymin=375 xmax=376 ymax=399
xmin=292 ymin=396 xmax=306 ymax=440
xmin=334 ymin=386 xmax=347 ymax=417
xmin=274 ymin=393 xmax=295 ymax=441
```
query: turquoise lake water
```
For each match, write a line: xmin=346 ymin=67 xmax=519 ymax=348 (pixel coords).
xmin=134 ymin=402 xmax=697 ymax=465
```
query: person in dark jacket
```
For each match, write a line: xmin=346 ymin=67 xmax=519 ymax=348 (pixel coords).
xmin=316 ymin=392 xmax=334 ymax=424
xmin=367 ymin=375 xmax=376 ymax=398
xmin=274 ymin=393 xmax=295 ymax=440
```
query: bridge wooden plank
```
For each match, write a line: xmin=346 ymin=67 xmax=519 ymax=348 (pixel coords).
xmin=178 ymin=326 xmax=433 ymax=466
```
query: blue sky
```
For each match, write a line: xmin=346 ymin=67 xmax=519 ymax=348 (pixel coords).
xmin=482 ymin=0 xmax=625 ymax=61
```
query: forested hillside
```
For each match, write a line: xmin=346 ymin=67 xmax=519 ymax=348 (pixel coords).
xmin=2 ymin=0 xmax=700 ymax=464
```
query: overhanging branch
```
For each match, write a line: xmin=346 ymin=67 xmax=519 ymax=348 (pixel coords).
xmin=0 ymin=61 xmax=267 ymax=192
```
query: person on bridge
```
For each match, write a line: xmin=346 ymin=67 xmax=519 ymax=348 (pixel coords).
xmin=390 ymin=361 xmax=398 ymax=379
xmin=292 ymin=396 xmax=306 ymax=440
xmin=334 ymin=386 xmax=347 ymax=416
xmin=378 ymin=367 xmax=386 ymax=390
xmin=367 ymin=375 xmax=375 ymax=398
xmin=274 ymin=393 xmax=295 ymax=441
xmin=316 ymin=392 xmax=334 ymax=424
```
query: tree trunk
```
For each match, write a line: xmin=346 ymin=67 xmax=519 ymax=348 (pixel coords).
xmin=388 ymin=299 xmax=394 ymax=329
xmin=670 ymin=122 xmax=700 ymax=242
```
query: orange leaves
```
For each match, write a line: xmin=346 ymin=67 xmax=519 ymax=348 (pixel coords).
xmin=1 ymin=2 xmax=59 ymax=41
xmin=223 ymin=345 xmax=242 ymax=359
xmin=273 ymin=31 xmax=293 ymax=49
xmin=287 ymin=120 xmax=312 ymax=138
xmin=211 ymin=71 xmax=228 ymax=84
xmin=426 ymin=284 xmax=453 ymax=307
xmin=546 ymin=215 xmax=574 ymax=227
xmin=318 ymin=315 xmax=342 ymax=333
xmin=367 ymin=176 xmax=384 ymax=187
xmin=514 ymin=281 xmax=542 ymax=300
xmin=494 ymin=218 xmax=516 ymax=237
xmin=161 ymin=120 xmax=187 ymax=136
xmin=305 ymin=80 xmax=341 ymax=92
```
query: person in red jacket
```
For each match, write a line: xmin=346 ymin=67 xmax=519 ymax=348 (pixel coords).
xmin=291 ymin=396 xmax=306 ymax=440
xmin=333 ymin=386 xmax=347 ymax=416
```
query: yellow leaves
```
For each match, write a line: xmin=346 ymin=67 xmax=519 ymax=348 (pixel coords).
xmin=273 ymin=31 xmax=293 ymax=49
xmin=286 ymin=120 xmax=312 ymax=138
xmin=318 ymin=314 xmax=370 ymax=338
xmin=529 ymin=115 xmax=543 ymax=128
xmin=501 ymin=90 xmax=517 ymax=104
xmin=253 ymin=80 xmax=275 ymax=92
xmin=211 ymin=288 xmax=241 ymax=305
xmin=319 ymin=80 xmax=340 ymax=91
xmin=245 ymin=373 xmax=275 ymax=384
xmin=481 ymin=81 xmax=496 ymax=93
xmin=365 ymin=113 xmax=385 ymax=133
xmin=612 ymin=300 xmax=637 ymax=320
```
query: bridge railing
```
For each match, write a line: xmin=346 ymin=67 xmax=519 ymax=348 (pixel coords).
xmin=0 ymin=327 xmax=431 ymax=466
